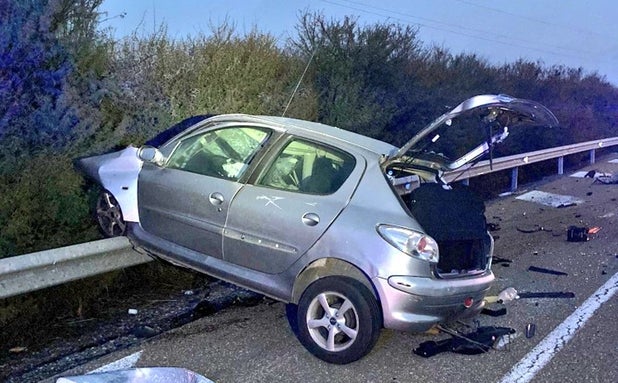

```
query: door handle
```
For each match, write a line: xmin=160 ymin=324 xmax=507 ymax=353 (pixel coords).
xmin=209 ymin=192 xmax=225 ymax=205
xmin=302 ymin=212 xmax=320 ymax=226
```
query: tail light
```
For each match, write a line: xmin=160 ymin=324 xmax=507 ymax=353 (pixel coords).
xmin=377 ymin=225 xmax=439 ymax=263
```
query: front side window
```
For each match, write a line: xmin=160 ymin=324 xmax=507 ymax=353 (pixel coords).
xmin=259 ymin=139 xmax=356 ymax=194
xmin=166 ymin=126 xmax=270 ymax=180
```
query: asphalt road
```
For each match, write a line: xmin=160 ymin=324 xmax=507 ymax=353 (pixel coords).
xmin=47 ymin=157 xmax=618 ymax=383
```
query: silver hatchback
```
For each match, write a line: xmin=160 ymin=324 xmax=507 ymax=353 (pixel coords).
xmin=77 ymin=94 xmax=557 ymax=363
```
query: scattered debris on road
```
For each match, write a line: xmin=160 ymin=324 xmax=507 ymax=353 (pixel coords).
xmin=517 ymin=292 xmax=575 ymax=299
xmin=414 ymin=326 xmax=516 ymax=357
xmin=492 ymin=256 xmax=513 ymax=267
xmin=528 ymin=265 xmax=568 ymax=276
xmin=594 ymin=173 xmax=618 ymax=184
xmin=484 ymin=287 xmax=519 ymax=304
xmin=568 ymin=226 xmax=602 ymax=241
xmin=525 ymin=323 xmax=536 ymax=338
xmin=516 ymin=190 xmax=584 ymax=208
xmin=588 ymin=226 xmax=601 ymax=234
xmin=567 ymin=226 xmax=589 ymax=242
xmin=481 ymin=307 xmax=507 ymax=317
xmin=515 ymin=224 xmax=555 ymax=234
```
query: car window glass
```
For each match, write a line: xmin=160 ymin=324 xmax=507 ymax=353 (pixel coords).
xmin=166 ymin=126 xmax=270 ymax=180
xmin=259 ymin=139 xmax=356 ymax=194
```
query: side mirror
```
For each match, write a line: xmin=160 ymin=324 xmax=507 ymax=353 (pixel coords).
xmin=137 ymin=146 xmax=165 ymax=165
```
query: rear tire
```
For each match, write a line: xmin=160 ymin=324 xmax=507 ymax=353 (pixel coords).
xmin=294 ymin=276 xmax=381 ymax=364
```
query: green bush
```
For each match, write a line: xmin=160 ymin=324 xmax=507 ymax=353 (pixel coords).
xmin=0 ymin=155 xmax=100 ymax=257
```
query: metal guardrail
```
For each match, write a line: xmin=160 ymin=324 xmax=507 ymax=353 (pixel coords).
xmin=0 ymin=237 xmax=152 ymax=299
xmin=445 ymin=137 xmax=618 ymax=189
xmin=1 ymin=136 xmax=617 ymax=299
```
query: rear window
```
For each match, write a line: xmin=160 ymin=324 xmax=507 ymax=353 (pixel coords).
xmin=259 ymin=139 xmax=356 ymax=195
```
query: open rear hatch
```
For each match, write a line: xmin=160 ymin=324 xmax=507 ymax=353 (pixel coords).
xmin=384 ymin=94 xmax=559 ymax=178
xmin=383 ymin=94 xmax=558 ymax=278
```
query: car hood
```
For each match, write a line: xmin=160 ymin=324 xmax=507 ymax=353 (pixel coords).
xmin=387 ymin=94 xmax=559 ymax=171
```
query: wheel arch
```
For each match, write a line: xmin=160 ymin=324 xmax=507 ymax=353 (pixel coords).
xmin=291 ymin=258 xmax=379 ymax=305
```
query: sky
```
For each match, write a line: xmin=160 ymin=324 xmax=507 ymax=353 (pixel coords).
xmin=98 ymin=0 xmax=618 ymax=86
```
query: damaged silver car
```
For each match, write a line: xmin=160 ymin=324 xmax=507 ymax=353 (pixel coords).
xmin=76 ymin=94 xmax=558 ymax=364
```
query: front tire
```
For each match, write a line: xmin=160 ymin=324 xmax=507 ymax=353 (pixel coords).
xmin=95 ymin=190 xmax=126 ymax=237
xmin=294 ymin=277 xmax=381 ymax=364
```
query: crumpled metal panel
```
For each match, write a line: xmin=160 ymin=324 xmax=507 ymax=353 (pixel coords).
xmin=76 ymin=146 xmax=142 ymax=222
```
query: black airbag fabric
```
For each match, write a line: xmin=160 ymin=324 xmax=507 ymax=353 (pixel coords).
xmin=408 ymin=183 xmax=486 ymax=241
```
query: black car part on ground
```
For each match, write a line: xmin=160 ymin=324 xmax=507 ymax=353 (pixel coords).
xmin=481 ymin=307 xmax=507 ymax=317
xmin=527 ymin=265 xmax=568 ymax=276
xmin=413 ymin=326 xmax=515 ymax=357
xmin=517 ymin=292 xmax=575 ymax=299
xmin=567 ymin=226 xmax=589 ymax=242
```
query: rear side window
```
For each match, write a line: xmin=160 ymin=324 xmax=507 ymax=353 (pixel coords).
xmin=166 ymin=126 xmax=270 ymax=180
xmin=259 ymin=139 xmax=356 ymax=194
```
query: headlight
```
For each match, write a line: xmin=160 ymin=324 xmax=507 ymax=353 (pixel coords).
xmin=377 ymin=225 xmax=439 ymax=263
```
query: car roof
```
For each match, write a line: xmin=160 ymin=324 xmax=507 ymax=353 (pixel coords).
xmin=204 ymin=114 xmax=396 ymax=157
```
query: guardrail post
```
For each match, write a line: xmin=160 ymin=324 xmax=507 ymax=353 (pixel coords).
xmin=558 ymin=156 xmax=564 ymax=175
xmin=510 ymin=167 xmax=518 ymax=191
xmin=590 ymin=149 xmax=596 ymax=164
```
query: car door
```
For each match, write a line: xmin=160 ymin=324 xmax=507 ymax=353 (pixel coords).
xmin=138 ymin=125 xmax=272 ymax=258
xmin=223 ymin=137 xmax=362 ymax=273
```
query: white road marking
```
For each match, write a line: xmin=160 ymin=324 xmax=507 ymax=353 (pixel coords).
xmin=88 ymin=350 xmax=143 ymax=373
xmin=499 ymin=272 xmax=618 ymax=383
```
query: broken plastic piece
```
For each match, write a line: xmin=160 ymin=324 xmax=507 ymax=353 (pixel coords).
xmin=518 ymin=292 xmax=575 ymax=299
xmin=594 ymin=173 xmax=618 ymax=184
xmin=528 ymin=265 xmax=568 ymax=276
xmin=498 ymin=287 xmax=519 ymax=302
xmin=516 ymin=225 xmax=541 ymax=234
xmin=481 ymin=307 xmax=507 ymax=317
xmin=588 ymin=227 xmax=601 ymax=234
xmin=127 ymin=308 xmax=138 ymax=315
xmin=484 ymin=287 xmax=519 ymax=304
xmin=525 ymin=323 xmax=536 ymax=338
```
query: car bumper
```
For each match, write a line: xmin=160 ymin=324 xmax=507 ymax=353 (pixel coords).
xmin=373 ymin=271 xmax=494 ymax=332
